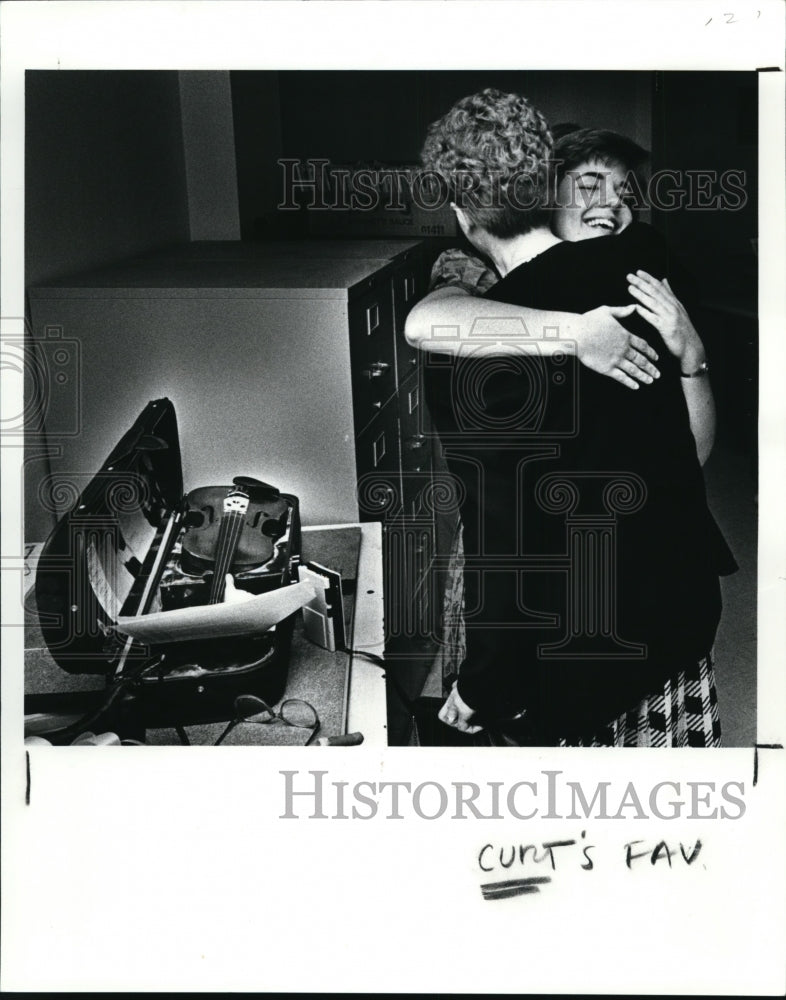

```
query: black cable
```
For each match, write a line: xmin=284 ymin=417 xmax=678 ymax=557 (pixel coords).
xmin=30 ymin=656 xmax=164 ymax=745
xmin=345 ymin=647 xmax=416 ymax=713
xmin=345 ymin=647 xmax=385 ymax=667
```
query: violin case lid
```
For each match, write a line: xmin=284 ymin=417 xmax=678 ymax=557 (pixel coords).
xmin=35 ymin=397 xmax=185 ymax=674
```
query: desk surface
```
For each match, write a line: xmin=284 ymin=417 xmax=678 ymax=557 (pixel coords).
xmin=25 ymin=523 xmax=387 ymax=747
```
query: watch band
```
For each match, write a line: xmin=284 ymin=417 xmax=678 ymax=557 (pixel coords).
xmin=680 ymin=361 xmax=710 ymax=379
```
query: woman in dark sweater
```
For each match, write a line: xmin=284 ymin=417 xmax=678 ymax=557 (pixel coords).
xmin=406 ymin=90 xmax=736 ymax=746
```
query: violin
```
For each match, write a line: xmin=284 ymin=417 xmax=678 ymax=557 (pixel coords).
xmin=179 ymin=476 xmax=290 ymax=604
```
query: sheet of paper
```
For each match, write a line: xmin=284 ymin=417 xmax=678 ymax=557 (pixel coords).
xmin=115 ymin=580 xmax=315 ymax=643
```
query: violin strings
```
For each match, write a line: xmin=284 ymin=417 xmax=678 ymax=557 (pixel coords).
xmin=209 ymin=510 xmax=246 ymax=604
xmin=213 ymin=514 xmax=242 ymax=602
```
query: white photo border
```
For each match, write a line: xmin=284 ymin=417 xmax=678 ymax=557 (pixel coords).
xmin=2 ymin=2 xmax=784 ymax=994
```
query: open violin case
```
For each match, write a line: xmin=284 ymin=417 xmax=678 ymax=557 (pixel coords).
xmin=31 ymin=398 xmax=301 ymax=742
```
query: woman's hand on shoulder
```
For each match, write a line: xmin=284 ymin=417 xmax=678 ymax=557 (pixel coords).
xmin=626 ymin=270 xmax=706 ymax=368
xmin=576 ymin=303 xmax=661 ymax=389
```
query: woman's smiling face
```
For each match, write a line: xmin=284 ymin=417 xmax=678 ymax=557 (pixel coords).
xmin=552 ymin=158 xmax=634 ymax=241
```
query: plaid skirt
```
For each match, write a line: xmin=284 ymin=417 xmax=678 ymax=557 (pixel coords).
xmin=556 ymin=653 xmax=721 ymax=748
xmin=441 ymin=530 xmax=722 ymax=748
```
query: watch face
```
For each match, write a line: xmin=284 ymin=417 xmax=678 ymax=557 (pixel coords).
xmin=681 ymin=362 xmax=709 ymax=378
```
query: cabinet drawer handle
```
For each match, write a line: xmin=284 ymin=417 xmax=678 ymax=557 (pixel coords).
xmin=366 ymin=303 xmax=380 ymax=335
xmin=363 ymin=361 xmax=390 ymax=379
xmin=372 ymin=401 xmax=382 ymax=409
xmin=405 ymin=434 xmax=426 ymax=450
xmin=373 ymin=431 xmax=387 ymax=467
xmin=403 ymin=275 xmax=416 ymax=301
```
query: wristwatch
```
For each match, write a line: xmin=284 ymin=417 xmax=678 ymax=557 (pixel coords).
xmin=680 ymin=361 xmax=710 ymax=379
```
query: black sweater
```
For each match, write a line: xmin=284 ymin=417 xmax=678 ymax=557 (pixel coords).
xmin=423 ymin=224 xmax=736 ymax=740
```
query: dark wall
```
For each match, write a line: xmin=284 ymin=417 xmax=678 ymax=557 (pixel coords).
xmin=652 ymin=71 xmax=758 ymax=278
xmin=276 ymin=70 xmax=653 ymax=158
xmin=231 ymin=70 xmax=653 ymax=237
xmin=25 ymin=70 xmax=191 ymax=287
xmin=650 ymin=71 xmax=758 ymax=460
xmin=231 ymin=72 xmax=285 ymax=239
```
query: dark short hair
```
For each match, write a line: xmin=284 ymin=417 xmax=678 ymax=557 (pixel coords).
xmin=420 ymin=88 xmax=553 ymax=238
xmin=552 ymin=128 xmax=650 ymax=182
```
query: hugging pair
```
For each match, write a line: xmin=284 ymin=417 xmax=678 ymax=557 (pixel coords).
xmin=404 ymin=89 xmax=737 ymax=747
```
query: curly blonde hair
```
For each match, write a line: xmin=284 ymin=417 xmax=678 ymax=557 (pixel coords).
xmin=420 ymin=88 xmax=553 ymax=238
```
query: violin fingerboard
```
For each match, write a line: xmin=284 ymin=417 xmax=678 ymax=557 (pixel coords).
xmin=208 ymin=511 xmax=246 ymax=604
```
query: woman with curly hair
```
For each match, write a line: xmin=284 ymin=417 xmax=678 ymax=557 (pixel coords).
xmin=407 ymin=89 xmax=736 ymax=747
